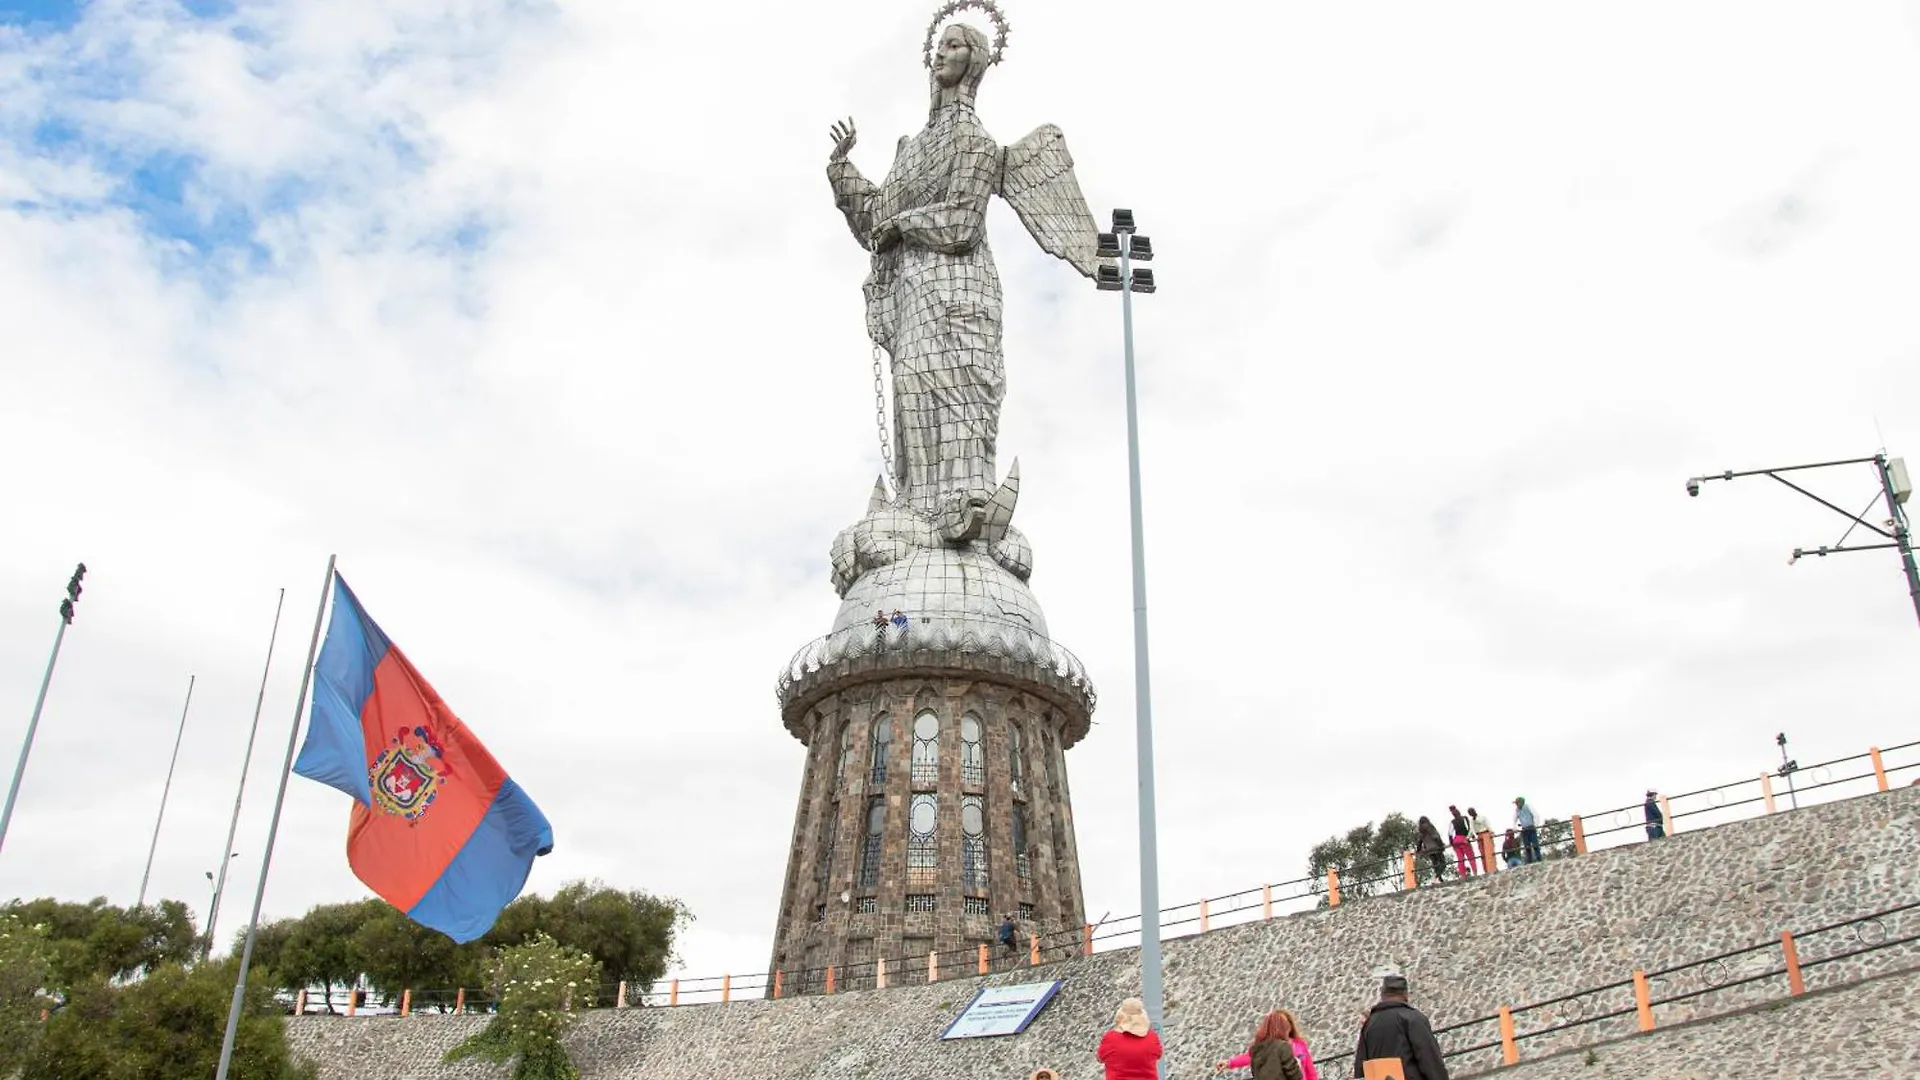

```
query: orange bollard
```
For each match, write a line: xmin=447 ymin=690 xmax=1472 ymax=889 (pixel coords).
xmin=928 ymin=950 xmax=939 ymax=983
xmin=295 ymin=989 xmax=307 ymax=1015
xmin=1570 ymin=815 xmax=1586 ymax=855
xmin=616 ymin=981 xmax=628 ymax=1008
xmin=454 ymin=987 xmax=465 ymax=1013
xmin=1029 ymin=934 xmax=1039 ymax=966
xmin=400 ymin=989 xmax=411 ymax=1017
xmin=1498 ymin=1007 xmax=1517 ymax=1064
xmin=1199 ymin=898 xmax=1210 ymax=933
xmin=1327 ymin=867 xmax=1342 ymax=907
xmin=1760 ymin=772 xmax=1776 ymax=814
xmin=825 ymin=966 xmax=836 ymax=995
xmin=1781 ymin=931 xmax=1805 ymax=996
xmin=1633 ymin=970 xmax=1654 ymax=1031
xmin=978 ymin=943 xmax=989 ymax=974
xmin=1478 ymin=831 xmax=1495 ymax=872
xmin=1659 ymin=795 xmax=1677 ymax=833
xmin=877 ymin=957 xmax=888 ymax=989
xmin=1261 ymin=884 xmax=1272 ymax=920
xmin=668 ymin=979 xmax=679 ymax=1006
xmin=772 ymin=972 xmax=783 ymax=1000
xmin=721 ymin=975 xmax=731 ymax=1003
xmin=1870 ymin=747 xmax=1889 ymax=792
xmin=1083 ymin=924 xmax=1093 ymax=956
xmin=1402 ymin=852 xmax=1416 ymax=890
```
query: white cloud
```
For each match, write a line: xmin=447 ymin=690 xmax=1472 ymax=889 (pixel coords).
xmin=2 ymin=0 xmax=1918 ymax=985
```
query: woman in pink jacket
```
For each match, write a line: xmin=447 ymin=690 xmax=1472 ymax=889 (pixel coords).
xmin=1213 ymin=1008 xmax=1318 ymax=1080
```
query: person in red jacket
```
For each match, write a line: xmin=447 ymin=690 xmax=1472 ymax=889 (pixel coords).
xmin=1097 ymin=997 xmax=1163 ymax=1080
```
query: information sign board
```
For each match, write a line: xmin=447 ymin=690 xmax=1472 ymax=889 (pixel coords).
xmin=938 ymin=980 xmax=1064 ymax=1040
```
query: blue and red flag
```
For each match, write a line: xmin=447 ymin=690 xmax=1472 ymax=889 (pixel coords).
xmin=293 ymin=574 xmax=552 ymax=942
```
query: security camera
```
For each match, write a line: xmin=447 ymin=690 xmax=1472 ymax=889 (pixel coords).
xmin=1685 ymin=478 xmax=1701 ymax=497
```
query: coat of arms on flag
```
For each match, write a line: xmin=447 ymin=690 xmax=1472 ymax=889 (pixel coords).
xmin=370 ymin=724 xmax=454 ymax=821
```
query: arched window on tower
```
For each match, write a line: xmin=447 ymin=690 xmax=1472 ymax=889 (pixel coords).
xmin=907 ymin=793 xmax=938 ymax=889
xmin=869 ymin=714 xmax=893 ymax=786
xmin=1008 ymin=721 xmax=1026 ymax=792
xmin=911 ymin=710 xmax=940 ymax=787
xmin=815 ymin=799 xmax=838 ymax=888
xmin=857 ymin=797 xmax=885 ymax=889
xmin=836 ymin=722 xmax=853 ymax=792
xmin=960 ymin=713 xmax=985 ymax=788
xmin=961 ymin=793 xmax=988 ymax=895
xmin=1013 ymin=802 xmax=1032 ymax=880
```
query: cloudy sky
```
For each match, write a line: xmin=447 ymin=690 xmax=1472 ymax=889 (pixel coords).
xmin=4 ymin=0 xmax=1919 ymax=987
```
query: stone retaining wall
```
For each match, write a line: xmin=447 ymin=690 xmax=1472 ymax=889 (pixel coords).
xmin=1489 ymin=963 xmax=1920 ymax=1079
xmin=285 ymin=784 xmax=1920 ymax=1080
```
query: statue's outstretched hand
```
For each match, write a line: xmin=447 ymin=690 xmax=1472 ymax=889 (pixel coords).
xmin=829 ymin=117 xmax=858 ymax=163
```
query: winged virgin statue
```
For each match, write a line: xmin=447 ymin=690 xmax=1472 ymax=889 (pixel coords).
xmin=826 ymin=0 xmax=1100 ymax=559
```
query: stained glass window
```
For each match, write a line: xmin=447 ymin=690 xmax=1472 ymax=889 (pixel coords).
xmin=911 ymin=710 xmax=940 ymax=787
xmin=869 ymin=714 xmax=893 ymax=785
xmin=907 ymin=792 xmax=938 ymax=887
xmin=1013 ymin=802 xmax=1031 ymax=880
xmin=960 ymin=713 xmax=985 ymax=787
xmin=961 ymin=793 xmax=988 ymax=894
xmin=857 ymin=797 xmax=885 ymax=889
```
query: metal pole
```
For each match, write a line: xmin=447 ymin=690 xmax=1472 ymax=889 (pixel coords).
xmin=1874 ymin=455 xmax=1920 ymax=630
xmin=0 ymin=617 xmax=71 ymax=856
xmin=138 ymin=674 xmax=197 ymax=908
xmin=215 ymin=556 xmax=333 ymax=1080
xmin=205 ymin=588 xmax=287 ymax=958
xmin=1117 ymin=240 xmax=1164 ymax=1065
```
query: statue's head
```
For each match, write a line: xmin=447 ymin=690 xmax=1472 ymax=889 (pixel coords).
xmin=921 ymin=0 xmax=1006 ymax=107
xmin=929 ymin=21 xmax=991 ymax=95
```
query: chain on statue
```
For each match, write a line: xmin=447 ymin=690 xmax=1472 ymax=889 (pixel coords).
xmin=872 ymin=342 xmax=895 ymax=496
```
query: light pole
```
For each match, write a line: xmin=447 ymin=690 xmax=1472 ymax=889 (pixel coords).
xmin=137 ymin=674 xmax=198 ymax=909
xmin=1094 ymin=210 xmax=1163 ymax=1056
xmin=1687 ymin=453 xmax=1919 ymax=628
xmin=1 ymin=563 xmax=87 ymax=856
xmin=203 ymin=853 xmax=238 ymax=957
xmin=1775 ymin=732 xmax=1799 ymax=811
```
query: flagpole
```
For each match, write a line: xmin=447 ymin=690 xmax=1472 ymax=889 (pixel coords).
xmin=203 ymin=588 xmax=287 ymax=958
xmin=136 ymin=674 xmax=196 ymax=909
xmin=215 ymin=555 xmax=333 ymax=1080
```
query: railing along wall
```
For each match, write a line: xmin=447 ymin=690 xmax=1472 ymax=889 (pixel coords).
xmin=290 ymin=739 xmax=1917 ymax=1015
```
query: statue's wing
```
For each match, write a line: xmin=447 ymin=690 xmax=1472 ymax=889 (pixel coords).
xmin=998 ymin=124 xmax=1101 ymax=279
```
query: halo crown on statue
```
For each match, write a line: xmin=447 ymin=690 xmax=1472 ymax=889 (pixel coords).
xmin=923 ymin=0 xmax=1010 ymax=70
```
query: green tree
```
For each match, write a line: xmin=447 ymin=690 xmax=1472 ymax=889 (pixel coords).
xmin=23 ymin=959 xmax=317 ymax=1080
xmin=1539 ymin=817 xmax=1577 ymax=859
xmin=233 ymin=918 xmax=299 ymax=996
xmin=351 ymin=903 xmax=486 ymax=1010
xmin=446 ymin=933 xmax=599 ymax=1080
xmin=1 ymin=897 xmax=197 ymax=986
xmin=1307 ymin=813 xmax=1420 ymax=904
xmin=278 ymin=900 xmax=380 ymax=1012
xmin=485 ymin=881 xmax=690 ymax=995
xmin=0 ymin=915 xmax=55 ymax=1075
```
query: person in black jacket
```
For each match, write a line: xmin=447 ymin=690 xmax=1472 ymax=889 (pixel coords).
xmin=1351 ymin=975 xmax=1449 ymax=1080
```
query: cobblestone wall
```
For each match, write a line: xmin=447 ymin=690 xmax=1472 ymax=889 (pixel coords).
xmin=284 ymin=785 xmax=1920 ymax=1080
xmin=1491 ymin=963 xmax=1920 ymax=1079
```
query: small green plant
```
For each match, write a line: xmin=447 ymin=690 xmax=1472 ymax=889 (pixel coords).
xmin=445 ymin=932 xmax=600 ymax=1080
xmin=1583 ymin=1047 xmax=1600 ymax=1066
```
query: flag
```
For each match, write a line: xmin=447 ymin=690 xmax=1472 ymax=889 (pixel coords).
xmin=293 ymin=574 xmax=552 ymax=942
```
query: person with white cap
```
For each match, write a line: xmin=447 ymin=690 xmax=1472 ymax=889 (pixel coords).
xmin=1097 ymin=997 xmax=1163 ymax=1080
